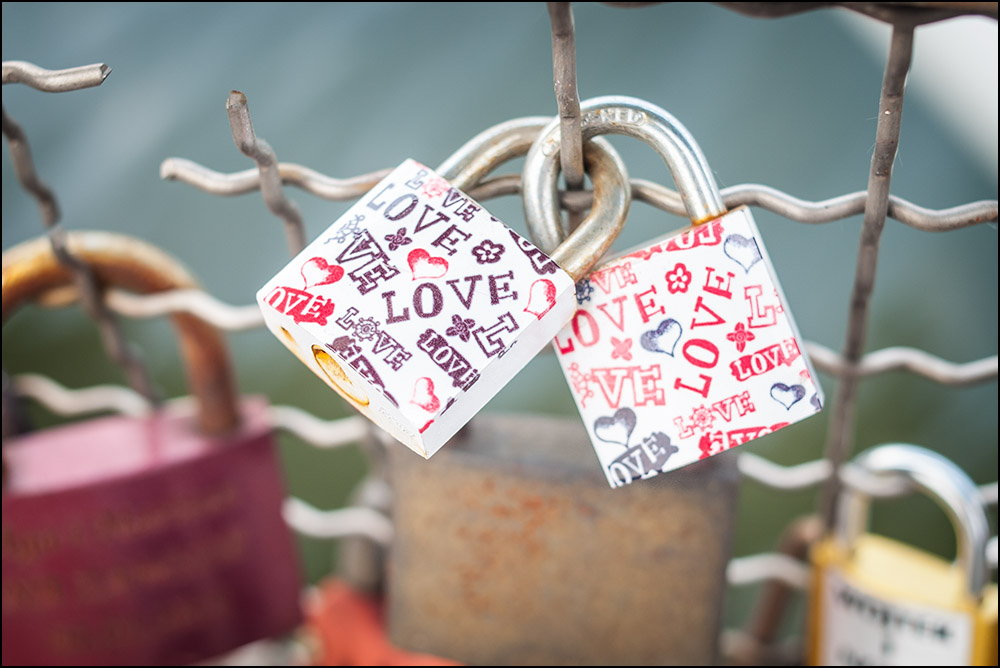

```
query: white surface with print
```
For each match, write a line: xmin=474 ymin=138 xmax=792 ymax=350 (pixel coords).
xmin=818 ymin=566 xmax=972 ymax=665
xmin=258 ymin=160 xmax=575 ymax=458
xmin=554 ymin=206 xmax=823 ymax=487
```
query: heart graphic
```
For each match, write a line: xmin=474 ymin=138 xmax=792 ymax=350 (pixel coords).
xmin=723 ymin=234 xmax=762 ymax=273
xmin=810 ymin=393 xmax=823 ymax=411
xmin=524 ymin=278 xmax=556 ymax=319
xmin=770 ymin=383 xmax=806 ymax=410
xmin=594 ymin=407 xmax=637 ymax=447
xmin=411 ymin=377 xmax=441 ymax=413
xmin=301 ymin=256 xmax=344 ymax=288
xmin=640 ymin=318 xmax=682 ymax=356
xmin=408 ymin=248 xmax=449 ymax=280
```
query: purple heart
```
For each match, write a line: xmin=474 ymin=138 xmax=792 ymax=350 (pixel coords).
xmin=724 ymin=234 xmax=762 ymax=273
xmin=770 ymin=383 xmax=806 ymax=410
xmin=810 ymin=394 xmax=823 ymax=411
xmin=640 ymin=318 xmax=682 ymax=356
xmin=594 ymin=407 xmax=637 ymax=447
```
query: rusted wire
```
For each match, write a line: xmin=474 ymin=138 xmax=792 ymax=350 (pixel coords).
xmin=807 ymin=342 xmax=998 ymax=385
xmin=547 ymin=2 xmax=585 ymax=195
xmin=472 ymin=173 xmax=998 ymax=230
xmin=1 ymin=107 xmax=59 ymax=225
xmin=84 ymin=285 xmax=1000 ymax=387
xmin=1 ymin=367 xmax=32 ymax=440
xmin=602 ymin=2 xmax=1000 ymax=23
xmin=161 ymin=157 xmax=390 ymax=200
xmin=156 ymin=157 xmax=999 ymax=231
xmin=14 ymin=372 xmax=997 ymax=507
xmin=226 ymin=90 xmax=306 ymax=255
xmin=820 ymin=24 xmax=915 ymax=531
xmin=1 ymin=61 xmax=110 ymax=92
xmin=739 ymin=516 xmax=824 ymax=665
xmin=2 ymin=64 xmax=159 ymax=405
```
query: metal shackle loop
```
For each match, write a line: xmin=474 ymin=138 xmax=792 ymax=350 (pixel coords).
xmin=437 ymin=115 xmax=631 ymax=283
xmin=837 ymin=444 xmax=991 ymax=600
xmin=2 ymin=231 xmax=240 ymax=435
xmin=437 ymin=116 xmax=552 ymax=191
xmin=523 ymin=95 xmax=725 ymax=255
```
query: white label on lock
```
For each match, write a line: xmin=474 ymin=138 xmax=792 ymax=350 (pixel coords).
xmin=257 ymin=160 xmax=576 ymax=458
xmin=819 ymin=566 xmax=972 ymax=666
xmin=553 ymin=207 xmax=823 ymax=487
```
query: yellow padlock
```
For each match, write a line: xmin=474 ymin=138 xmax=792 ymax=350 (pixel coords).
xmin=807 ymin=444 xmax=997 ymax=666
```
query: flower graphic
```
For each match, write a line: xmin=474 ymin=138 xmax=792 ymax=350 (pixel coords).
xmin=384 ymin=227 xmax=412 ymax=252
xmin=610 ymin=337 xmax=633 ymax=361
xmin=568 ymin=362 xmax=595 ymax=407
xmin=471 ymin=239 xmax=505 ymax=264
xmin=575 ymin=279 xmax=594 ymax=304
xmin=665 ymin=263 xmax=692 ymax=294
xmin=690 ymin=404 xmax=715 ymax=431
xmin=445 ymin=314 xmax=476 ymax=342
xmin=726 ymin=322 xmax=756 ymax=352
xmin=422 ymin=178 xmax=451 ymax=198
xmin=354 ymin=317 xmax=380 ymax=341
xmin=326 ymin=213 xmax=364 ymax=244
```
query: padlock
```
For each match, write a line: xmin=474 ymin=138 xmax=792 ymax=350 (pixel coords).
xmin=807 ymin=444 xmax=998 ymax=666
xmin=386 ymin=415 xmax=740 ymax=666
xmin=523 ymin=95 xmax=823 ymax=487
xmin=2 ymin=231 xmax=302 ymax=665
xmin=257 ymin=117 xmax=629 ymax=459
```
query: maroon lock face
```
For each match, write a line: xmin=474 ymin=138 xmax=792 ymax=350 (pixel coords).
xmin=2 ymin=232 xmax=303 ymax=665
xmin=2 ymin=399 xmax=302 ymax=666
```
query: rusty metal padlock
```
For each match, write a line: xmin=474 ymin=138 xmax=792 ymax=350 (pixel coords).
xmin=385 ymin=416 xmax=740 ymax=666
xmin=524 ymin=96 xmax=823 ymax=487
xmin=384 ymin=128 xmax=739 ymax=665
xmin=808 ymin=444 xmax=998 ymax=666
xmin=2 ymin=232 xmax=302 ymax=665
xmin=256 ymin=116 xmax=628 ymax=460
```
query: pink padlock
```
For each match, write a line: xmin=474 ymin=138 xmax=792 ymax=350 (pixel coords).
xmin=2 ymin=232 xmax=302 ymax=665
xmin=523 ymin=96 xmax=823 ymax=488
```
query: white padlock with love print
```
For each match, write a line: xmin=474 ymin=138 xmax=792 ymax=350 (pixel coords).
xmin=257 ymin=125 xmax=630 ymax=459
xmin=523 ymin=96 xmax=823 ymax=488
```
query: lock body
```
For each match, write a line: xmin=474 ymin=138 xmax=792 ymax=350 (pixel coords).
xmin=808 ymin=534 xmax=998 ymax=666
xmin=386 ymin=413 xmax=740 ymax=665
xmin=553 ymin=206 xmax=822 ymax=486
xmin=1 ymin=397 xmax=303 ymax=666
xmin=258 ymin=159 xmax=576 ymax=459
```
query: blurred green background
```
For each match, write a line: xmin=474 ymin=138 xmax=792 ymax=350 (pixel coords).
xmin=3 ymin=1 xmax=996 ymax=645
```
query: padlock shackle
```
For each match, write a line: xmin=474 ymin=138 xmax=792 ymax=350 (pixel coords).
xmin=2 ymin=231 xmax=241 ymax=435
xmin=523 ymin=96 xmax=726 ymax=256
xmin=533 ymin=137 xmax=631 ymax=282
xmin=438 ymin=115 xmax=631 ymax=282
xmin=437 ymin=116 xmax=552 ymax=191
xmin=837 ymin=444 xmax=991 ymax=601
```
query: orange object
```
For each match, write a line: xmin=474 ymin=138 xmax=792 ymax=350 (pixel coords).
xmin=305 ymin=580 xmax=460 ymax=666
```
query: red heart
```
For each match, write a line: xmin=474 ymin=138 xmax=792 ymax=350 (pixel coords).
xmin=301 ymin=257 xmax=345 ymax=288
xmin=407 ymin=248 xmax=449 ymax=280
xmin=523 ymin=278 xmax=557 ymax=319
xmin=410 ymin=377 xmax=441 ymax=413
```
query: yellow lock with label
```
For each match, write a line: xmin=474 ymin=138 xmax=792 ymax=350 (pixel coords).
xmin=807 ymin=444 xmax=997 ymax=666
